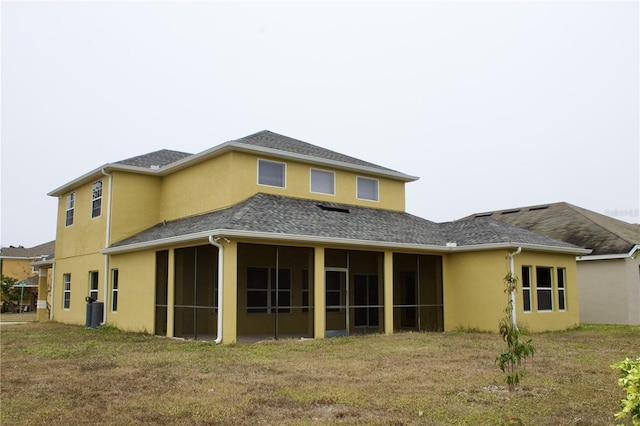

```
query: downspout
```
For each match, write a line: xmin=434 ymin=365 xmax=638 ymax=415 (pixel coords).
xmin=208 ymin=236 xmax=224 ymax=344
xmin=101 ymin=168 xmax=113 ymax=324
xmin=50 ymin=262 xmax=56 ymax=320
xmin=508 ymin=247 xmax=522 ymax=330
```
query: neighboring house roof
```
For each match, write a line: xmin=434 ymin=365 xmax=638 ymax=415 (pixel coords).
xmin=105 ymin=193 xmax=586 ymax=255
xmin=49 ymin=131 xmax=417 ymax=197
xmin=463 ymin=202 xmax=639 ymax=256
xmin=0 ymin=240 xmax=56 ymax=259
xmin=15 ymin=275 xmax=39 ymax=288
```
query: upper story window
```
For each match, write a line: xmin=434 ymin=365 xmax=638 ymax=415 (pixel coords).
xmin=310 ymin=168 xmax=335 ymax=195
xmin=91 ymin=180 xmax=103 ymax=218
xmin=258 ymin=159 xmax=286 ymax=188
xmin=65 ymin=192 xmax=75 ymax=226
xmin=357 ymin=177 xmax=379 ymax=201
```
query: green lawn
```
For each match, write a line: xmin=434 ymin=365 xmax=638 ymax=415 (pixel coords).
xmin=1 ymin=322 xmax=638 ymax=425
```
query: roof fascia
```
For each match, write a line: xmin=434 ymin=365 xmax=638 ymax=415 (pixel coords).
xmin=577 ymin=244 xmax=640 ymax=261
xmin=47 ymin=163 xmax=158 ymax=197
xmin=101 ymin=229 xmax=590 ymax=256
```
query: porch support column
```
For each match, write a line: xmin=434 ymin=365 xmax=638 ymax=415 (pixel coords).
xmin=221 ymin=240 xmax=238 ymax=344
xmin=166 ymin=249 xmax=175 ymax=338
xmin=36 ymin=267 xmax=49 ymax=322
xmin=383 ymin=250 xmax=394 ymax=335
xmin=313 ymin=246 xmax=326 ymax=339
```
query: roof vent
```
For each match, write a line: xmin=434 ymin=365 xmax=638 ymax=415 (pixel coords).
xmin=474 ymin=213 xmax=492 ymax=218
xmin=501 ymin=209 xmax=521 ymax=215
xmin=528 ymin=205 xmax=549 ymax=211
xmin=317 ymin=204 xmax=350 ymax=214
xmin=150 ymin=165 xmax=160 ymax=170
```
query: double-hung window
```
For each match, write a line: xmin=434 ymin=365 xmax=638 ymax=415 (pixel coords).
xmin=258 ymin=159 xmax=286 ymax=188
xmin=91 ymin=180 xmax=103 ymax=218
xmin=557 ymin=268 xmax=566 ymax=311
xmin=89 ymin=271 xmax=99 ymax=301
xmin=65 ymin=193 xmax=75 ymax=226
xmin=246 ymin=267 xmax=291 ymax=314
xmin=310 ymin=169 xmax=335 ymax=195
xmin=63 ymin=274 xmax=71 ymax=309
xmin=111 ymin=269 xmax=119 ymax=312
xmin=356 ymin=177 xmax=379 ymax=201
xmin=536 ymin=267 xmax=553 ymax=311
xmin=521 ymin=266 xmax=532 ymax=312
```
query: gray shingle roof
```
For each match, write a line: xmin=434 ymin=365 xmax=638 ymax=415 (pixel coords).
xmin=463 ymin=202 xmax=639 ymax=255
xmin=116 ymin=149 xmax=193 ymax=168
xmin=0 ymin=240 xmax=56 ymax=258
xmin=111 ymin=194 xmax=582 ymax=252
xmin=232 ymin=130 xmax=400 ymax=174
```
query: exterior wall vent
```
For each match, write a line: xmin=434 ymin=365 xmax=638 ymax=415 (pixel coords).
xmin=317 ymin=204 xmax=350 ymax=214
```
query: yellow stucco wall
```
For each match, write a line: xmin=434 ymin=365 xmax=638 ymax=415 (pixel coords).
xmin=1 ymin=258 xmax=35 ymax=281
xmin=55 ymin=180 xmax=108 ymax=259
xmin=52 ymin=253 xmax=105 ymax=325
xmin=110 ymin=172 xmax=162 ymax=244
xmin=108 ymin=251 xmax=157 ymax=334
xmin=443 ymin=249 xmax=579 ymax=332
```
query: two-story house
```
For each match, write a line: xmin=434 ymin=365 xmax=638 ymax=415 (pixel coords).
xmin=47 ymin=131 xmax=589 ymax=343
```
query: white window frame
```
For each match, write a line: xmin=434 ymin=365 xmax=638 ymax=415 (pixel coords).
xmin=310 ymin=168 xmax=336 ymax=195
xmin=536 ymin=266 xmax=554 ymax=312
xmin=356 ymin=176 xmax=379 ymax=202
xmin=65 ymin=192 xmax=75 ymax=227
xmin=89 ymin=271 xmax=99 ymax=301
xmin=521 ymin=266 xmax=532 ymax=313
xmin=91 ymin=180 xmax=103 ymax=218
xmin=63 ymin=273 xmax=71 ymax=310
xmin=111 ymin=269 xmax=119 ymax=312
xmin=557 ymin=267 xmax=566 ymax=311
xmin=257 ymin=159 xmax=286 ymax=188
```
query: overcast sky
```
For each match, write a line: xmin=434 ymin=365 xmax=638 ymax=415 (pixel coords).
xmin=2 ymin=1 xmax=638 ymax=248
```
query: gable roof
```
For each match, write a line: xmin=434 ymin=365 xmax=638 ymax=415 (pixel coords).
xmin=48 ymin=131 xmax=417 ymax=197
xmin=463 ymin=202 xmax=639 ymax=256
xmin=104 ymin=193 xmax=586 ymax=255
xmin=0 ymin=240 xmax=56 ymax=259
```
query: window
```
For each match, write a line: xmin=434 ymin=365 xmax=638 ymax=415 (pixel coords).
xmin=521 ymin=266 xmax=531 ymax=312
xmin=111 ymin=269 xmax=119 ymax=312
xmin=65 ymin=193 xmax=75 ymax=226
xmin=557 ymin=268 xmax=566 ymax=311
xmin=63 ymin=274 xmax=71 ymax=309
xmin=310 ymin=169 xmax=335 ymax=195
xmin=357 ymin=177 xmax=378 ymax=201
xmin=536 ymin=267 xmax=553 ymax=311
xmin=91 ymin=180 xmax=103 ymax=218
xmin=89 ymin=271 xmax=99 ymax=301
xmin=246 ymin=267 xmax=291 ymax=314
xmin=258 ymin=159 xmax=286 ymax=188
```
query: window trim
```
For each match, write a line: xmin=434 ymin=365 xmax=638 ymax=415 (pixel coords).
xmin=521 ymin=265 xmax=532 ymax=313
xmin=91 ymin=180 xmax=103 ymax=219
xmin=65 ymin=192 xmax=75 ymax=227
xmin=535 ymin=266 xmax=554 ymax=312
xmin=557 ymin=267 xmax=566 ymax=311
xmin=257 ymin=159 xmax=286 ymax=188
xmin=63 ymin=273 xmax=71 ymax=310
xmin=310 ymin=168 xmax=336 ymax=195
xmin=356 ymin=176 xmax=379 ymax=202
xmin=111 ymin=269 xmax=119 ymax=313
xmin=89 ymin=271 xmax=99 ymax=301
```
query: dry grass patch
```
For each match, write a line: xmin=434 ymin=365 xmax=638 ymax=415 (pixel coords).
xmin=1 ymin=322 xmax=638 ymax=425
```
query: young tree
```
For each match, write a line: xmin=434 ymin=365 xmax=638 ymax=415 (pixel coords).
xmin=1 ymin=275 xmax=20 ymax=313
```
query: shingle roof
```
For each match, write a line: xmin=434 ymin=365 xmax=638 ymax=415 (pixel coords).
xmin=463 ymin=202 xmax=639 ymax=256
xmin=111 ymin=194 xmax=582 ymax=253
xmin=116 ymin=149 xmax=193 ymax=168
xmin=232 ymin=130 xmax=401 ymax=174
xmin=0 ymin=240 xmax=56 ymax=259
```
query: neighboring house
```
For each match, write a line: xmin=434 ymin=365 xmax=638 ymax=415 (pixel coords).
xmin=47 ymin=131 xmax=588 ymax=342
xmin=464 ymin=202 xmax=640 ymax=325
xmin=0 ymin=241 xmax=55 ymax=314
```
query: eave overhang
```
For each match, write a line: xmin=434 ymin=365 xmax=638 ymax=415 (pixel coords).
xmin=100 ymin=229 xmax=590 ymax=256
xmin=577 ymin=244 xmax=639 ymax=261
